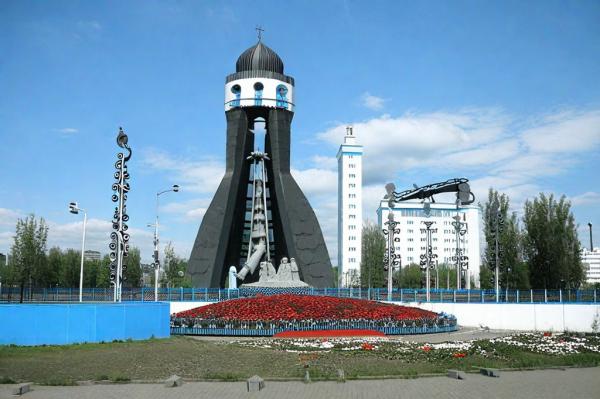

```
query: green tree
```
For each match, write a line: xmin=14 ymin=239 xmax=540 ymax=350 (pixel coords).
xmin=360 ymin=222 xmax=385 ymax=288
xmin=435 ymin=263 xmax=458 ymax=289
xmin=10 ymin=215 xmax=48 ymax=302
xmin=95 ymin=254 xmax=112 ymax=288
xmin=124 ymin=247 xmax=143 ymax=288
xmin=60 ymin=249 xmax=80 ymax=288
xmin=46 ymin=247 xmax=63 ymax=288
xmin=482 ymin=189 xmax=526 ymax=289
xmin=398 ymin=263 xmax=423 ymax=288
xmin=161 ymin=243 xmax=192 ymax=288
xmin=523 ymin=193 xmax=585 ymax=289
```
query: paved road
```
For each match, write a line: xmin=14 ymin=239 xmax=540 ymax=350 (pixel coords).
xmin=2 ymin=367 xmax=598 ymax=399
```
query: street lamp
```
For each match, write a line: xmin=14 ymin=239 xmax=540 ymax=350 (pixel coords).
xmin=383 ymin=206 xmax=401 ymax=301
xmin=69 ymin=202 xmax=87 ymax=302
xmin=420 ymin=220 xmax=438 ymax=302
xmin=451 ymin=214 xmax=468 ymax=289
xmin=151 ymin=184 xmax=180 ymax=301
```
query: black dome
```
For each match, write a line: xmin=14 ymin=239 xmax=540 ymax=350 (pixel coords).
xmin=236 ymin=41 xmax=284 ymax=74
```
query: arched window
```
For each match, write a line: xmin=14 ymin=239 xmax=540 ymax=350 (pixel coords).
xmin=276 ymin=85 xmax=288 ymax=108
xmin=254 ymin=82 xmax=264 ymax=106
xmin=231 ymin=84 xmax=241 ymax=107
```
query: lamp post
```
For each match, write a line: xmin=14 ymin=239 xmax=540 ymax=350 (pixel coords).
xmin=490 ymin=198 xmax=504 ymax=302
xmin=420 ymin=220 xmax=437 ymax=302
xmin=69 ymin=202 xmax=87 ymax=302
xmin=109 ymin=127 xmax=132 ymax=303
xmin=383 ymin=210 xmax=401 ymax=301
xmin=151 ymin=184 xmax=180 ymax=301
xmin=451 ymin=214 xmax=468 ymax=289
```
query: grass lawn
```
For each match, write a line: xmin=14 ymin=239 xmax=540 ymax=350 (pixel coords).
xmin=1 ymin=334 xmax=599 ymax=385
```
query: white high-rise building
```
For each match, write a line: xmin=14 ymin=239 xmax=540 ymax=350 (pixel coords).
xmin=337 ymin=126 xmax=363 ymax=287
xmin=582 ymin=248 xmax=600 ymax=284
xmin=377 ymin=201 xmax=482 ymax=288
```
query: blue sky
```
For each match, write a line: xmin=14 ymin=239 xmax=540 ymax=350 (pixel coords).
xmin=1 ymin=0 xmax=599 ymax=263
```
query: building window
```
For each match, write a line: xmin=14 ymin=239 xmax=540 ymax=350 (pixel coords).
xmin=231 ymin=84 xmax=241 ymax=107
xmin=349 ymin=174 xmax=356 ymax=178
xmin=349 ymin=225 xmax=356 ymax=230
xmin=349 ymin=194 xmax=356 ymax=198
xmin=276 ymin=84 xmax=288 ymax=108
xmin=349 ymin=247 xmax=356 ymax=251
xmin=349 ymin=204 xmax=356 ymax=209
xmin=349 ymin=214 xmax=356 ymax=219
xmin=349 ymin=164 xmax=356 ymax=168
xmin=254 ymin=82 xmax=264 ymax=106
xmin=349 ymin=183 xmax=356 ymax=188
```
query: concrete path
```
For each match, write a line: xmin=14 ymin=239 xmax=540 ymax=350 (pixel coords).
xmin=1 ymin=367 xmax=599 ymax=399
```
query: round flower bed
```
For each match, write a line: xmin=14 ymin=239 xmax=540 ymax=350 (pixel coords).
xmin=171 ymin=294 xmax=457 ymax=336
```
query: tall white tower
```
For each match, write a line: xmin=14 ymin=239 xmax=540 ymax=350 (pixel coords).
xmin=337 ymin=126 xmax=363 ymax=287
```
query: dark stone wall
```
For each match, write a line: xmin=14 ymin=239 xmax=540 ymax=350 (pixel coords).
xmin=265 ymin=109 xmax=333 ymax=287
xmin=188 ymin=109 xmax=254 ymax=287
xmin=188 ymin=107 xmax=333 ymax=288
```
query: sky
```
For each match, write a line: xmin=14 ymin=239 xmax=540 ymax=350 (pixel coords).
xmin=1 ymin=0 xmax=599 ymax=264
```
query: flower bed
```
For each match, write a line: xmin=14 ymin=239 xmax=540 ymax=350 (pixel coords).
xmin=171 ymin=294 xmax=457 ymax=336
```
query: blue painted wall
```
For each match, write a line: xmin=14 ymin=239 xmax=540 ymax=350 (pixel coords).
xmin=0 ymin=302 xmax=170 ymax=346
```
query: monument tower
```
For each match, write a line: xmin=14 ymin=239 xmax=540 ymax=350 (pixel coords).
xmin=188 ymin=35 xmax=333 ymax=288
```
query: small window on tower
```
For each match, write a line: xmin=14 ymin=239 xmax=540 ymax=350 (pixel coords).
xmin=231 ymin=85 xmax=241 ymax=107
xmin=254 ymin=82 xmax=264 ymax=106
xmin=276 ymin=84 xmax=288 ymax=108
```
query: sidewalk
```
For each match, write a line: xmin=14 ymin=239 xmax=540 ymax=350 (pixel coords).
xmin=1 ymin=367 xmax=598 ymax=399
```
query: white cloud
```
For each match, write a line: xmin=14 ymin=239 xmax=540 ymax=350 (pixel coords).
xmin=140 ymin=149 xmax=224 ymax=194
xmin=291 ymin=168 xmax=338 ymax=197
xmin=0 ymin=208 xmax=23 ymax=226
xmin=161 ymin=198 xmax=210 ymax=222
xmin=54 ymin=128 xmax=78 ymax=135
xmin=522 ymin=109 xmax=600 ymax=153
xmin=361 ymin=92 xmax=387 ymax=111
xmin=570 ymin=192 xmax=600 ymax=206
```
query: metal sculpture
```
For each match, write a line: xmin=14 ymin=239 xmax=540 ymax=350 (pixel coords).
xmin=385 ymin=178 xmax=475 ymax=205
xmin=382 ymin=210 xmax=401 ymax=301
xmin=451 ymin=214 xmax=469 ymax=289
xmin=419 ymin=221 xmax=438 ymax=301
xmin=384 ymin=178 xmax=475 ymax=298
xmin=489 ymin=198 xmax=504 ymax=301
xmin=236 ymin=151 xmax=272 ymax=282
xmin=109 ymin=127 xmax=131 ymax=302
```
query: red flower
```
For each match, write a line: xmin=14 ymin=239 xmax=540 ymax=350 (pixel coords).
xmin=543 ymin=332 xmax=552 ymax=337
xmin=173 ymin=294 xmax=440 ymax=322
xmin=422 ymin=345 xmax=432 ymax=352
xmin=361 ymin=343 xmax=375 ymax=351
xmin=452 ymin=352 xmax=466 ymax=358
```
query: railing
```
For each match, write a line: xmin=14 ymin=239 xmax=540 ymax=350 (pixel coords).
xmin=224 ymin=97 xmax=295 ymax=112
xmin=170 ymin=318 xmax=458 ymax=336
xmin=1 ymin=287 xmax=598 ymax=304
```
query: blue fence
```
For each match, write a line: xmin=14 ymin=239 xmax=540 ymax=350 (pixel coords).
xmin=1 ymin=287 xmax=598 ymax=304
xmin=171 ymin=324 xmax=458 ymax=337
xmin=0 ymin=302 xmax=170 ymax=346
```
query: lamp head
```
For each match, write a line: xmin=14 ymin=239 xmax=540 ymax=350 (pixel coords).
xmin=69 ymin=202 xmax=79 ymax=214
xmin=172 ymin=184 xmax=180 ymax=193
xmin=116 ymin=127 xmax=129 ymax=148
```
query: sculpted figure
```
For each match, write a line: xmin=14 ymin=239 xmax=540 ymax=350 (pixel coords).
xmin=290 ymin=258 xmax=300 ymax=281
